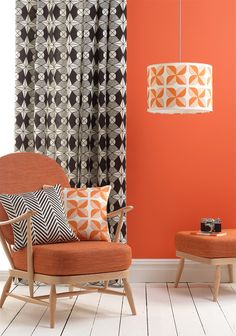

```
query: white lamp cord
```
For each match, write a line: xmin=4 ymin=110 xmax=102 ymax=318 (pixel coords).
xmin=179 ymin=0 xmax=182 ymax=62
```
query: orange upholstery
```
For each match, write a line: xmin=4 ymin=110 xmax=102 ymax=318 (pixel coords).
xmin=0 ymin=152 xmax=135 ymax=327
xmin=12 ymin=241 xmax=132 ymax=276
xmin=0 ymin=153 xmax=70 ymax=244
xmin=176 ymin=230 xmax=236 ymax=258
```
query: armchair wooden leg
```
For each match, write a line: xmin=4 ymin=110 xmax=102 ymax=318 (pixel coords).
xmin=104 ymin=281 xmax=109 ymax=289
xmin=0 ymin=276 xmax=12 ymax=308
xmin=49 ymin=284 xmax=57 ymax=328
xmin=213 ymin=265 xmax=221 ymax=302
xmin=228 ymin=264 xmax=234 ymax=283
xmin=175 ymin=258 xmax=185 ymax=288
xmin=123 ymin=278 xmax=136 ymax=315
xmin=28 ymin=279 xmax=34 ymax=298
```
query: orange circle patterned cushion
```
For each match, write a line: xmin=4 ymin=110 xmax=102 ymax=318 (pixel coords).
xmin=63 ymin=185 xmax=111 ymax=241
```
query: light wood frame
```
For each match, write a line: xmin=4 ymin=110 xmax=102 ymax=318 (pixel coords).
xmin=175 ymin=251 xmax=235 ymax=301
xmin=0 ymin=206 xmax=136 ymax=328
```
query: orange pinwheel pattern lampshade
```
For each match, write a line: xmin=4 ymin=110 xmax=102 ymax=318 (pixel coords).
xmin=147 ymin=63 xmax=213 ymax=114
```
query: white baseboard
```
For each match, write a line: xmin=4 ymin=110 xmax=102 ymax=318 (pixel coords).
xmin=0 ymin=259 xmax=234 ymax=283
xmin=0 ymin=271 xmax=9 ymax=281
xmin=130 ymin=259 xmax=234 ymax=283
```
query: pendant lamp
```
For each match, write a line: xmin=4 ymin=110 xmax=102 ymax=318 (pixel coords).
xmin=147 ymin=1 xmax=213 ymax=114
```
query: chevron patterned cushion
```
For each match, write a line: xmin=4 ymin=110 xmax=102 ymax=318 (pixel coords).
xmin=0 ymin=185 xmax=78 ymax=251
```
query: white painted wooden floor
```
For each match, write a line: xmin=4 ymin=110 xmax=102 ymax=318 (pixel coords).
xmin=1 ymin=282 xmax=236 ymax=336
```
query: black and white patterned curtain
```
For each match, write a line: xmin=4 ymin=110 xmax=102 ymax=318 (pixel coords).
xmin=15 ymin=0 xmax=127 ymax=240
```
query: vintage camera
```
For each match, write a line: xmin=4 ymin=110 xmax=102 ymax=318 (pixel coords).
xmin=200 ymin=218 xmax=221 ymax=233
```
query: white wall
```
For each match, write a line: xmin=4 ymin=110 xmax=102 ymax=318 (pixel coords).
xmin=0 ymin=1 xmax=15 ymax=270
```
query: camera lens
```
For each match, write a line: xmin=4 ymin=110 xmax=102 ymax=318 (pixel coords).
xmin=205 ymin=223 xmax=214 ymax=232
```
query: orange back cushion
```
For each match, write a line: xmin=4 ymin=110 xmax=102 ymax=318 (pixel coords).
xmin=0 ymin=152 xmax=70 ymax=244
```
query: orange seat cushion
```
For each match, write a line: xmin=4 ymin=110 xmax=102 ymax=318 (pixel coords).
xmin=176 ymin=229 xmax=236 ymax=258
xmin=12 ymin=241 xmax=131 ymax=276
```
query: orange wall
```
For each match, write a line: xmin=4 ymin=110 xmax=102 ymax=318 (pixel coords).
xmin=127 ymin=0 xmax=236 ymax=258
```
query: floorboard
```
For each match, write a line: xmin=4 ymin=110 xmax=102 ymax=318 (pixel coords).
xmin=1 ymin=282 xmax=236 ymax=335
xmin=168 ymin=283 xmax=205 ymax=336
xmin=0 ymin=284 xmax=35 ymax=335
xmin=146 ymin=283 xmax=177 ymax=336
xmin=189 ymin=283 xmax=234 ymax=336
xmin=32 ymin=286 xmax=77 ymax=336
xmin=212 ymin=284 xmax=236 ymax=334
xmin=61 ymin=291 xmax=101 ymax=336
xmin=119 ymin=283 xmax=147 ymax=336
xmin=91 ymin=287 xmax=123 ymax=336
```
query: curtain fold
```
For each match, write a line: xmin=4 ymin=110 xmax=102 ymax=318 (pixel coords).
xmin=15 ymin=0 xmax=127 ymax=240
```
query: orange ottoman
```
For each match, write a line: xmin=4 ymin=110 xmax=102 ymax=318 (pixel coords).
xmin=175 ymin=229 xmax=236 ymax=301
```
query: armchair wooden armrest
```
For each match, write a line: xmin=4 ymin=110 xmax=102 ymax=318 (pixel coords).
xmin=107 ymin=206 xmax=134 ymax=243
xmin=0 ymin=210 xmax=36 ymax=297
xmin=0 ymin=210 xmax=36 ymax=226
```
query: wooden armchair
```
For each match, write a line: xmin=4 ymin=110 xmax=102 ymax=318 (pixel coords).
xmin=0 ymin=152 xmax=136 ymax=328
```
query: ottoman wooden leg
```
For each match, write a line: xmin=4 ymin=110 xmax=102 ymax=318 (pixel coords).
xmin=213 ymin=265 xmax=221 ymax=301
xmin=228 ymin=264 xmax=234 ymax=283
xmin=175 ymin=258 xmax=185 ymax=288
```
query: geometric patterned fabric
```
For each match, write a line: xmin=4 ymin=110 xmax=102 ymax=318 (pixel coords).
xmin=147 ymin=63 xmax=213 ymax=114
xmin=63 ymin=185 xmax=111 ymax=242
xmin=15 ymin=0 xmax=127 ymax=241
xmin=0 ymin=185 xmax=78 ymax=251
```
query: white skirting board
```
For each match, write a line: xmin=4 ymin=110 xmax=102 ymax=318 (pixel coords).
xmin=0 ymin=271 xmax=8 ymax=281
xmin=130 ymin=259 xmax=234 ymax=283
xmin=0 ymin=259 xmax=234 ymax=283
